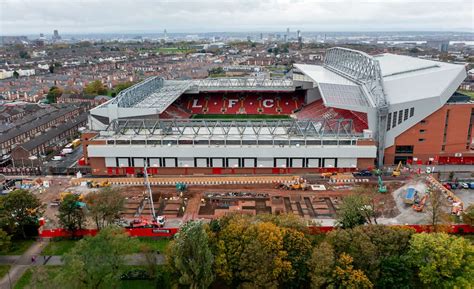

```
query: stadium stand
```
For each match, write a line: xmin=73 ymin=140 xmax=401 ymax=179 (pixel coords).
xmin=159 ymin=103 xmax=192 ymax=119
xmin=296 ymin=99 xmax=368 ymax=132
xmin=180 ymin=92 xmax=304 ymax=115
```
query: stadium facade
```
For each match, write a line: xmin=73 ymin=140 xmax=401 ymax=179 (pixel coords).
xmin=83 ymin=48 xmax=472 ymax=176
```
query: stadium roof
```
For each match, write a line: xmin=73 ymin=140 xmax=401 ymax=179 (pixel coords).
xmin=91 ymin=76 xmax=296 ymax=120
xmin=294 ymin=63 xmax=372 ymax=111
xmin=295 ymin=50 xmax=466 ymax=108
xmin=375 ymin=54 xmax=466 ymax=105
xmin=195 ymin=78 xmax=294 ymax=91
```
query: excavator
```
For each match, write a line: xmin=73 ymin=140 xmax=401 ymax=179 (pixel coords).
xmin=86 ymin=180 xmax=111 ymax=188
xmin=392 ymin=161 xmax=402 ymax=177
xmin=378 ymin=176 xmax=387 ymax=193
xmin=276 ymin=180 xmax=309 ymax=191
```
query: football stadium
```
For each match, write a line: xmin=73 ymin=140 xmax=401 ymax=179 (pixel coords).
xmin=83 ymin=47 xmax=472 ymax=176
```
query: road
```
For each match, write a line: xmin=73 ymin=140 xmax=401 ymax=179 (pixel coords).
xmin=41 ymin=146 xmax=83 ymax=174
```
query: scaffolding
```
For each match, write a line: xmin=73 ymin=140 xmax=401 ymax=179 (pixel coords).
xmin=103 ymin=118 xmax=360 ymax=140
xmin=195 ymin=78 xmax=294 ymax=91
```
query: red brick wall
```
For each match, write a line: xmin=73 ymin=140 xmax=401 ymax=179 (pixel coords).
xmin=385 ymin=103 xmax=474 ymax=165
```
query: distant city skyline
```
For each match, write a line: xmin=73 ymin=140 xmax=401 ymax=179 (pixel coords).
xmin=1 ymin=0 xmax=473 ymax=35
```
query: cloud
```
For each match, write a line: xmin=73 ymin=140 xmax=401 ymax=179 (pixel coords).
xmin=0 ymin=0 xmax=472 ymax=35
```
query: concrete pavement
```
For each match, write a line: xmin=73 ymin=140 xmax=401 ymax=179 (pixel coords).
xmin=0 ymin=240 xmax=48 ymax=289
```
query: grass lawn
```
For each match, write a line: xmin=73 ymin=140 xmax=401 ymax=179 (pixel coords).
xmin=0 ymin=239 xmax=35 ymax=255
xmin=0 ymin=265 xmax=11 ymax=278
xmin=156 ymin=47 xmax=194 ymax=54
xmin=14 ymin=266 xmax=165 ymax=289
xmin=192 ymin=114 xmax=291 ymax=120
xmin=133 ymin=238 xmax=171 ymax=253
xmin=120 ymin=280 xmax=156 ymax=289
xmin=457 ymin=90 xmax=474 ymax=98
xmin=14 ymin=268 xmax=32 ymax=289
xmin=42 ymin=239 xmax=78 ymax=256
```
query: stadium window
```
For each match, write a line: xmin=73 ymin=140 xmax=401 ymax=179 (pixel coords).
xmin=419 ymin=129 xmax=426 ymax=134
xmin=242 ymin=140 xmax=257 ymax=146
xmin=420 ymin=120 xmax=427 ymax=124
xmin=257 ymin=140 xmax=273 ymax=146
xmin=441 ymin=145 xmax=446 ymax=151
xmin=131 ymin=140 xmax=146 ymax=145
xmin=418 ymin=138 xmax=425 ymax=142
xmin=322 ymin=140 xmax=338 ymax=146
xmin=116 ymin=140 xmax=130 ymax=145
xmin=387 ymin=113 xmax=392 ymax=131
xmin=306 ymin=140 xmax=322 ymax=146
xmin=395 ymin=145 xmax=414 ymax=154
xmin=392 ymin=111 xmax=397 ymax=128
xmin=410 ymin=107 xmax=414 ymax=117
xmin=226 ymin=140 xmax=241 ymax=146
xmin=404 ymin=109 xmax=409 ymax=121
xmin=398 ymin=110 xmax=403 ymax=124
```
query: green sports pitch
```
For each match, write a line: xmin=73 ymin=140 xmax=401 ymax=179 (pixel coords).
xmin=191 ymin=114 xmax=291 ymax=120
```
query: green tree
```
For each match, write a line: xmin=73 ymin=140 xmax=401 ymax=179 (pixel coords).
xmin=113 ymin=81 xmax=135 ymax=94
xmin=85 ymin=187 xmax=124 ymax=230
xmin=54 ymin=226 xmax=138 ymax=289
xmin=307 ymin=242 xmax=373 ymax=289
xmin=280 ymin=227 xmax=312 ymax=288
xmin=336 ymin=194 xmax=375 ymax=229
xmin=167 ymin=221 xmax=214 ymax=289
xmin=425 ymin=189 xmax=450 ymax=232
xmin=325 ymin=225 xmax=415 ymax=286
xmin=0 ymin=229 xmax=11 ymax=252
xmin=13 ymin=71 xmax=19 ymax=79
xmin=333 ymin=253 xmax=373 ymax=289
xmin=57 ymin=194 xmax=86 ymax=233
xmin=215 ymin=215 xmax=292 ymax=289
xmin=237 ymin=222 xmax=291 ymax=289
xmin=308 ymin=241 xmax=336 ymax=288
xmin=409 ymin=233 xmax=474 ymax=288
xmin=462 ymin=204 xmax=474 ymax=226
xmin=0 ymin=189 xmax=43 ymax=239
xmin=84 ymin=80 xmax=108 ymax=96
xmin=46 ymin=86 xmax=63 ymax=103
xmin=49 ymin=64 xmax=55 ymax=73
xmin=19 ymin=50 xmax=29 ymax=59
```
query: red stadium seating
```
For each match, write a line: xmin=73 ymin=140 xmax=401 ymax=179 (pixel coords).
xmin=296 ymin=99 xmax=368 ymax=133
xmin=160 ymin=103 xmax=192 ymax=119
xmin=179 ymin=91 xmax=305 ymax=115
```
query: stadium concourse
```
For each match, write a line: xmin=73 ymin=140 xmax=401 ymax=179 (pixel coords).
xmin=82 ymin=47 xmax=472 ymax=177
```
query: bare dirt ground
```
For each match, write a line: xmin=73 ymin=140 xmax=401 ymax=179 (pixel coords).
xmin=32 ymin=175 xmax=434 ymax=229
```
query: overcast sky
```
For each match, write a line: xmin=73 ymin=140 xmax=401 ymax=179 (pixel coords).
xmin=1 ymin=0 xmax=473 ymax=35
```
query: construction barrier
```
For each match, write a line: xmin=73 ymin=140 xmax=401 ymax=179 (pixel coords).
xmin=71 ymin=175 xmax=301 ymax=187
xmin=426 ymin=175 xmax=464 ymax=214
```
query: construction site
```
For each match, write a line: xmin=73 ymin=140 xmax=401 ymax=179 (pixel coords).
xmin=24 ymin=162 xmax=471 ymax=231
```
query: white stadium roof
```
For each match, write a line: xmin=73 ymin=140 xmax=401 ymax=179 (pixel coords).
xmin=375 ymin=54 xmax=466 ymax=105
xmin=295 ymin=52 xmax=466 ymax=108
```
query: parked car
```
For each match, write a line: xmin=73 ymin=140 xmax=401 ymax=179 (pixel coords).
xmin=353 ymin=170 xmax=372 ymax=177
xmin=460 ymin=183 xmax=470 ymax=189
xmin=470 ymin=182 xmax=474 ymax=189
